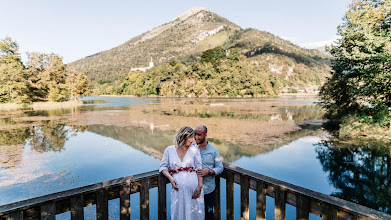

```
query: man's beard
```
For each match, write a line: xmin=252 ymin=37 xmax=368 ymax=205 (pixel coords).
xmin=197 ymin=138 xmax=205 ymax=144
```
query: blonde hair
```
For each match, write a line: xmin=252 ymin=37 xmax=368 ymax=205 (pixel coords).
xmin=174 ymin=126 xmax=194 ymax=148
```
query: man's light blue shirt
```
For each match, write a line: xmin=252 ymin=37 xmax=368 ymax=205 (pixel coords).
xmin=194 ymin=141 xmax=224 ymax=194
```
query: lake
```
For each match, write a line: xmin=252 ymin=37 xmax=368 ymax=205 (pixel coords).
xmin=0 ymin=96 xmax=389 ymax=219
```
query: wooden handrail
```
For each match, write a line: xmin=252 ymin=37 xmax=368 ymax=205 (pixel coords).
xmin=221 ymin=162 xmax=390 ymax=219
xmin=1 ymin=163 xmax=390 ymax=220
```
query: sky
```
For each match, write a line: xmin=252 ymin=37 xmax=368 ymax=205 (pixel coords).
xmin=0 ymin=0 xmax=351 ymax=64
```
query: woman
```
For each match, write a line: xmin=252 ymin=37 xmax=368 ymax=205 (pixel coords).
xmin=159 ymin=126 xmax=204 ymax=220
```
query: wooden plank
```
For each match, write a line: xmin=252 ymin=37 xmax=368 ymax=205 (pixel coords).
xmin=256 ymin=181 xmax=266 ymax=220
xmin=158 ymin=174 xmax=167 ymax=220
xmin=309 ymin=200 xmax=321 ymax=217
xmin=296 ymin=194 xmax=309 ymax=220
xmin=226 ymin=171 xmax=234 ymax=220
xmin=70 ymin=196 xmax=84 ymax=220
xmin=96 ymin=189 xmax=109 ymax=220
xmin=337 ymin=210 xmax=355 ymax=220
xmin=120 ymin=181 xmax=131 ymax=220
xmin=6 ymin=211 xmax=23 ymax=220
xmin=0 ymin=170 xmax=159 ymax=216
xmin=240 ymin=175 xmax=250 ymax=220
xmin=215 ymin=176 xmax=221 ymax=220
xmin=354 ymin=214 xmax=371 ymax=220
xmin=25 ymin=207 xmax=40 ymax=219
xmin=41 ymin=202 xmax=56 ymax=220
xmin=140 ymin=179 xmax=150 ymax=220
xmin=322 ymin=204 xmax=337 ymax=220
xmin=274 ymin=187 xmax=286 ymax=220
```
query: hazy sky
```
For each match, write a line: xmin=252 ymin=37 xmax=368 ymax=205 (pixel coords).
xmin=0 ymin=0 xmax=351 ymax=64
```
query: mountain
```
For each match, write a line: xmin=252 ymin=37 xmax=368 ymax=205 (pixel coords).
xmin=314 ymin=46 xmax=329 ymax=54
xmin=68 ymin=7 xmax=331 ymax=87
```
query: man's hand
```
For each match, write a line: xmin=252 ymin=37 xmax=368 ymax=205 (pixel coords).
xmin=192 ymin=185 xmax=202 ymax=199
xmin=197 ymin=168 xmax=209 ymax=177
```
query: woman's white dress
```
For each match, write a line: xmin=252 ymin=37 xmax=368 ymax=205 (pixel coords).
xmin=159 ymin=145 xmax=204 ymax=220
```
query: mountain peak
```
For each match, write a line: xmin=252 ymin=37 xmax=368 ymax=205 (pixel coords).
xmin=175 ymin=6 xmax=208 ymax=21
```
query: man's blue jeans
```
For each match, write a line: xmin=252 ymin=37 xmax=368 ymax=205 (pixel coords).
xmin=204 ymin=189 xmax=216 ymax=220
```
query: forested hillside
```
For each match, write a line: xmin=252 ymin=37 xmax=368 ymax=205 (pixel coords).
xmin=68 ymin=7 xmax=331 ymax=95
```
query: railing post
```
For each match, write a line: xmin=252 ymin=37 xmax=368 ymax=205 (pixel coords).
xmin=215 ymin=176 xmax=221 ymax=220
xmin=71 ymin=195 xmax=84 ymax=220
xmin=41 ymin=201 xmax=56 ymax=220
xmin=296 ymin=194 xmax=309 ymax=220
xmin=140 ymin=179 xmax=150 ymax=220
xmin=275 ymin=187 xmax=286 ymax=220
xmin=226 ymin=171 xmax=234 ymax=220
xmin=6 ymin=211 xmax=23 ymax=220
xmin=240 ymin=175 xmax=249 ymax=220
xmin=120 ymin=181 xmax=131 ymax=220
xmin=158 ymin=174 xmax=167 ymax=220
xmin=256 ymin=181 xmax=267 ymax=220
xmin=321 ymin=204 xmax=337 ymax=220
xmin=96 ymin=188 xmax=109 ymax=220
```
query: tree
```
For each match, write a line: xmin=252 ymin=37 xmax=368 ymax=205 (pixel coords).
xmin=320 ymin=0 xmax=391 ymax=127
xmin=200 ymin=46 xmax=226 ymax=66
xmin=66 ymin=70 xmax=88 ymax=99
xmin=25 ymin=52 xmax=68 ymax=102
xmin=0 ymin=37 xmax=30 ymax=103
xmin=25 ymin=52 xmax=49 ymax=101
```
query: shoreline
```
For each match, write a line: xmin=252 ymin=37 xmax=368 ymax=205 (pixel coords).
xmin=98 ymin=93 xmax=319 ymax=98
xmin=0 ymin=100 xmax=82 ymax=111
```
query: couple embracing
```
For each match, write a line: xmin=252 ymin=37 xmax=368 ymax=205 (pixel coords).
xmin=159 ymin=125 xmax=223 ymax=220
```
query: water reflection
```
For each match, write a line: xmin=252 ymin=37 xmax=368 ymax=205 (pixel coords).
xmin=0 ymin=128 xmax=30 ymax=146
xmin=88 ymin=124 xmax=323 ymax=163
xmin=0 ymin=122 xmax=87 ymax=172
xmin=316 ymin=140 xmax=391 ymax=214
xmin=29 ymin=121 xmax=87 ymax=152
xmin=143 ymin=106 xmax=323 ymax=122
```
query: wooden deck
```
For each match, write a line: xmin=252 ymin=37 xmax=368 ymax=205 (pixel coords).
xmin=0 ymin=163 xmax=390 ymax=220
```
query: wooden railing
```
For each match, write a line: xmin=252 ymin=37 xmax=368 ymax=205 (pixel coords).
xmin=1 ymin=163 xmax=390 ymax=220
xmin=220 ymin=163 xmax=390 ymax=220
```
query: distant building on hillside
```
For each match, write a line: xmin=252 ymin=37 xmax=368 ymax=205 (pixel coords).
xmin=130 ymin=57 xmax=154 ymax=72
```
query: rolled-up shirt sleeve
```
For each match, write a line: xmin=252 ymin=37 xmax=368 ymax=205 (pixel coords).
xmin=159 ymin=148 xmax=169 ymax=172
xmin=212 ymin=150 xmax=224 ymax=175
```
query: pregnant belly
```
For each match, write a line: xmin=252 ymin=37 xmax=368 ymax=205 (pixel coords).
xmin=174 ymin=171 xmax=198 ymax=191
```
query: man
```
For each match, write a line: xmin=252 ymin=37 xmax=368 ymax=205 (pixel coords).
xmin=194 ymin=125 xmax=224 ymax=220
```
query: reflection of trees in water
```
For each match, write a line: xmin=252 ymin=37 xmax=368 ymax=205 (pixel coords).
xmin=88 ymin=124 xmax=323 ymax=163
xmin=144 ymin=107 xmax=323 ymax=122
xmin=0 ymin=128 xmax=30 ymax=146
xmin=0 ymin=128 xmax=31 ymax=169
xmin=0 ymin=121 xmax=86 ymax=169
xmin=316 ymin=140 xmax=391 ymax=214
xmin=28 ymin=121 xmax=87 ymax=152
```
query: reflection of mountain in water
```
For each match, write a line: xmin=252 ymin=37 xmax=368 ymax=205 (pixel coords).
xmin=87 ymin=124 xmax=323 ymax=163
xmin=316 ymin=140 xmax=391 ymax=214
xmin=87 ymin=125 xmax=175 ymax=160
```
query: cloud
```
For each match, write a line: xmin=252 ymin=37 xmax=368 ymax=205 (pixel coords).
xmin=300 ymin=35 xmax=341 ymax=49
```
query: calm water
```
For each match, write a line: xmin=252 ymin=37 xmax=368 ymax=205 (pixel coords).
xmin=0 ymin=96 xmax=389 ymax=219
